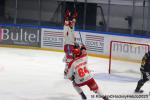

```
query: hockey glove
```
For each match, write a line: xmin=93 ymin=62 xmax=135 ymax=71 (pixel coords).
xmin=64 ymin=9 xmax=71 ymax=20
xmin=80 ymin=44 xmax=86 ymax=51
xmin=73 ymin=9 xmax=78 ymax=19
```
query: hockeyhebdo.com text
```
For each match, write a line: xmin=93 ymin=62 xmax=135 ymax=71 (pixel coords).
xmin=91 ymin=92 xmax=150 ymax=99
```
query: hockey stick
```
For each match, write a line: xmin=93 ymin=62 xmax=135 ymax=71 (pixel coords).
xmin=73 ymin=0 xmax=83 ymax=45
xmin=73 ymin=0 xmax=84 ymax=46
xmin=74 ymin=0 xmax=77 ymax=9
xmin=78 ymin=30 xmax=84 ymax=45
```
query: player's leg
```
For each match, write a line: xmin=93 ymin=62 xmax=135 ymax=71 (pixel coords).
xmin=87 ymin=78 xmax=110 ymax=100
xmin=64 ymin=44 xmax=74 ymax=63
xmin=96 ymin=90 xmax=110 ymax=100
xmin=135 ymin=71 xmax=149 ymax=93
xmin=72 ymin=81 xmax=87 ymax=100
xmin=64 ymin=44 xmax=74 ymax=57
xmin=63 ymin=64 xmax=69 ymax=79
xmin=63 ymin=44 xmax=74 ymax=78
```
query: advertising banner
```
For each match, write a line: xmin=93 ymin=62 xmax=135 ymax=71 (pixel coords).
xmin=0 ymin=26 xmax=40 ymax=47
xmin=41 ymin=28 xmax=150 ymax=59
xmin=41 ymin=28 xmax=105 ymax=55
xmin=85 ymin=33 xmax=104 ymax=53
xmin=41 ymin=28 xmax=63 ymax=49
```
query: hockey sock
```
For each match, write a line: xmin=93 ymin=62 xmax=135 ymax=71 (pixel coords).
xmin=74 ymin=85 xmax=87 ymax=99
xmin=135 ymin=79 xmax=144 ymax=92
xmin=73 ymin=85 xmax=83 ymax=94
xmin=72 ymin=83 xmax=87 ymax=99
xmin=95 ymin=90 xmax=104 ymax=96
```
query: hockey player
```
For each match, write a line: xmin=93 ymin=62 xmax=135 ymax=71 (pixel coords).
xmin=134 ymin=51 xmax=150 ymax=93
xmin=66 ymin=44 xmax=109 ymax=100
xmin=63 ymin=9 xmax=78 ymax=77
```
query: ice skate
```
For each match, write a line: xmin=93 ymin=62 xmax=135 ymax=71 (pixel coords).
xmin=134 ymin=89 xmax=144 ymax=93
xmin=103 ymin=96 xmax=110 ymax=100
xmin=80 ymin=92 xmax=87 ymax=100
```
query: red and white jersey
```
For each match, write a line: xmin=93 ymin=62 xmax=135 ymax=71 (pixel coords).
xmin=67 ymin=53 xmax=93 ymax=84
xmin=63 ymin=20 xmax=76 ymax=45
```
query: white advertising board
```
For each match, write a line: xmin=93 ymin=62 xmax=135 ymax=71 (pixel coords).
xmin=41 ymin=28 xmax=150 ymax=60
xmin=41 ymin=28 xmax=63 ymax=50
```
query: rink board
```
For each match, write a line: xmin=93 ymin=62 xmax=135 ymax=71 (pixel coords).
xmin=0 ymin=24 xmax=150 ymax=62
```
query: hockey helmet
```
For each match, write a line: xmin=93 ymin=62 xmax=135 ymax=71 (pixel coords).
xmin=73 ymin=43 xmax=81 ymax=57
xmin=73 ymin=48 xmax=81 ymax=56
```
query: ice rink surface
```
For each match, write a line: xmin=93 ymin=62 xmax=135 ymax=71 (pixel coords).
xmin=0 ymin=47 xmax=149 ymax=100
